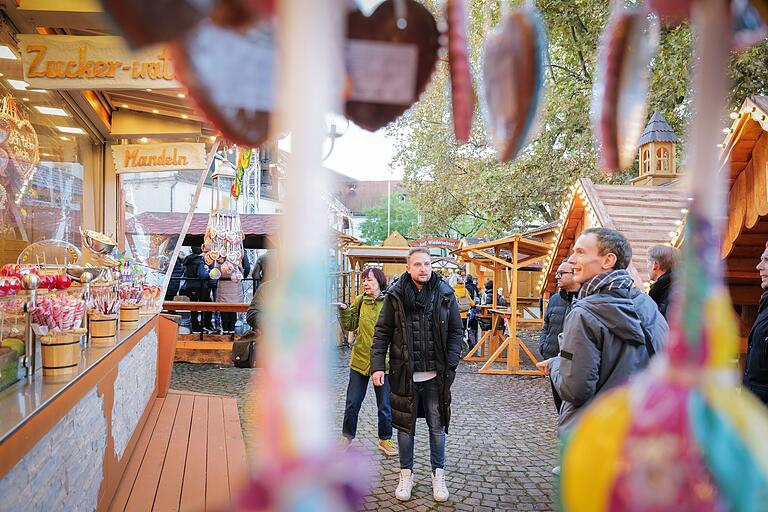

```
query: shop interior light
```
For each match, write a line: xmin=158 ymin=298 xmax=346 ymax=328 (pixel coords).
xmin=139 ymin=137 xmax=149 ymax=143
xmin=152 ymin=109 xmax=159 ymax=114
xmin=121 ymin=104 xmax=129 ymax=108
xmin=56 ymin=126 xmax=86 ymax=135
xmin=59 ymin=136 xmax=70 ymax=141
xmin=7 ymin=79 xmax=29 ymax=90
xmin=21 ymin=97 xmax=29 ymax=102
xmin=35 ymin=106 xmax=68 ymax=116
xmin=0 ymin=45 xmax=18 ymax=60
xmin=181 ymin=114 xmax=188 ymax=119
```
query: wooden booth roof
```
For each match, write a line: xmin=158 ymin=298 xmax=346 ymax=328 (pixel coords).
xmin=453 ymin=235 xmax=550 ymax=271
xmin=538 ymin=178 xmax=688 ymax=295
xmin=344 ymin=245 xmax=410 ymax=266
xmin=719 ymin=95 xmax=768 ymax=305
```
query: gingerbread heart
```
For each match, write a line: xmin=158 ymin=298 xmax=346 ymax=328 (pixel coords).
xmin=481 ymin=7 xmax=547 ymax=162
xmin=345 ymin=0 xmax=440 ymax=131
xmin=4 ymin=117 xmax=39 ymax=181
xmin=172 ymin=19 xmax=274 ymax=146
xmin=592 ymin=6 xmax=659 ymax=172
xmin=101 ymin=0 xmax=211 ymax=47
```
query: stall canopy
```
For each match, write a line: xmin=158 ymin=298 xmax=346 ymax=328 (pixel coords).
xmin=344 ymin=245 xmax=410 ymax=268
xmin=453 ymin=234 xmax=549 ymax=375
xmin=126 ymin=212 xmax=280 ymax=249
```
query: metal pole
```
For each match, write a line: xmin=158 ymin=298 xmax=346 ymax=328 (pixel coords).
xmin=387 ymin=179 xmax=391 ymax=236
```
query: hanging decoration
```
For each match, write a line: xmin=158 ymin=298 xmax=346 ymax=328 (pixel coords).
xmin=203 ymin=159 xmax=245 ymax=283
xmin=560 ymin=1 xmax=768 ymax=511
xmin=172 ymin=20 xmax=275 ymax=146
xmin=481 ymin=5 xmax=548 ymax=162
xmin=344 ymin=0 xmax=440 ymax=131
xmin=591 ymin=4 xmax=659 ymax=173
xmin=0 ymin=96 xmax=39 ymax=186
xmin=233 ymin=147 xmax=253 ymax=199
xmin=446 ymin=0 xmax=474 ymax=144
xmin=0 ymin=184 xmax=6 ymax=211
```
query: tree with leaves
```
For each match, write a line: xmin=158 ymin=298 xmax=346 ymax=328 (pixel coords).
xmin=390 ymin=0 xmax=768 ymax=237
xmin=359 ymin=193 xmax=419 ymax=244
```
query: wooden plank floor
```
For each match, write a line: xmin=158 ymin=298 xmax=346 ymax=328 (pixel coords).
xmin=107 ymin=390 xmax=248 ymax=512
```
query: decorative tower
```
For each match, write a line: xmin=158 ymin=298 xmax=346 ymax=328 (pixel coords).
xmin=632 ymin=111 xmax=679 ymax=186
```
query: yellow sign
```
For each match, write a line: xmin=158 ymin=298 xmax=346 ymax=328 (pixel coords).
xmin=113 ymin=143 xmax=206 ymax=173
xmin=18 ymin=35 xmax=180 ymax=89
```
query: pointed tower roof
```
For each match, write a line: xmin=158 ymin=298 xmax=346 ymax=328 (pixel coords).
xmin=639 ymin=111 xmax=679 ymax=145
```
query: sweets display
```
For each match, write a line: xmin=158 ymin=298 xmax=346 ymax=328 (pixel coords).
xmin=88 ymin=286 xmax=120 ymax=316
xmin=31 ymin=293 xmax=86 ymax=332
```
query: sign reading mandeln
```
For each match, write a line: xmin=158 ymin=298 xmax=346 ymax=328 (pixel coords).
xmin=113 ymin=143 xmax=206 ymax=173
xmin=18 ymin=35 xmax=180 ymax=90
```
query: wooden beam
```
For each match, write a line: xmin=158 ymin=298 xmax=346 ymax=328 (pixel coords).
xmin=18 ymin=0 xmax=109 ymax=31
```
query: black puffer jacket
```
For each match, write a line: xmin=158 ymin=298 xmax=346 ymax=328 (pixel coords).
xmin=744 ymin=291 xmax=768 ymax=406
xmin=371 ymin=272 xmax=464 ymax=435
xmin=648 ymin=271 xmax=673 ymax=319
xmin=538 ymin=290 xmax=576 ymax=359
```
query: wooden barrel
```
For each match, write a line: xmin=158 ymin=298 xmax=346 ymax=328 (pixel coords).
xmin=40 ymin=333 xmax=81 ymax=377
xmin=119 ymin=304 xmax=140 ymax=330
xmin=89 ymin=313 xmax=118 ymax=346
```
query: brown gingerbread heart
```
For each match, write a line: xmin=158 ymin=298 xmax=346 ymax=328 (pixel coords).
xmin=345 ymin=0 xmax=440 ymax=131
xmin=100 ymin=0 xmax=211 ymax=47
xmin=4 ymin=116 xmax=39 ymax=181
xmin=172 ymin=19 xmax=274 ymax=146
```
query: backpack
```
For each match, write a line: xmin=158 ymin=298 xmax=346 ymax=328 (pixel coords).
xmin=456 ymin=294 xmax=472 ymax=313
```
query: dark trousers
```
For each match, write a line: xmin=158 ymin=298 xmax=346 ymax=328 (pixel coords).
xmin=398 ymin=377 xmax=445 ymax=471
xmin=550 ymin=377 xmax=563 ymax=413
xmin=184 ymin=288 xmax=209 ymax=333
xmin=221 ymin=312 xmax=237 ymax=332
xmin=342 ymin=369 xmax=392 ymax=440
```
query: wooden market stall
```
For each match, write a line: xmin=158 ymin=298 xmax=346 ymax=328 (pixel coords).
xmin=453 ymin=235 xmax=549 ymax=375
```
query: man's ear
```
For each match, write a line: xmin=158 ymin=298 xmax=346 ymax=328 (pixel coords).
xmin=603 ymin=252 xmax=618 ymax=270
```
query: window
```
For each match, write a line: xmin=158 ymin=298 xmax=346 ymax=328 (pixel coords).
xmin=656 ymin=147 xmax=669 ymax=173
xmin=642 ymin=149 xmax=650 ymax=175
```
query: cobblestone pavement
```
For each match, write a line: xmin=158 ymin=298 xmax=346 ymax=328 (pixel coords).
xmin=171 ymin=329 xmax=560 ymax=511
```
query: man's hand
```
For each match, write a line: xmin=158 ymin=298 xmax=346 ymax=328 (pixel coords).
xmin=536 ymin=358 xmax=554 ymax=376
xmin=372 ymin=371 xmax=385 ymax=386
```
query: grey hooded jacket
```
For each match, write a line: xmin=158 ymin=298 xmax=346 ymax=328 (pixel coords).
xmin=550 ymin=271 xmax=668 ymax=432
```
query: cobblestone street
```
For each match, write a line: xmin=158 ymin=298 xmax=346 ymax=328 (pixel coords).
xmin=171 ymin=330 xmax=559 ymax=511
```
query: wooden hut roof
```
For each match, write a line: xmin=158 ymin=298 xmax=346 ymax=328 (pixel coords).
xmin=538 ymin=178 xmax=688 ymax=295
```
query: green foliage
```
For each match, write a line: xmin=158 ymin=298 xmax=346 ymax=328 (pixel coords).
xmin=390 ymin=0 xmax=768 ymax=237
xmin=359 ymin=193 xmax=419 ymax=244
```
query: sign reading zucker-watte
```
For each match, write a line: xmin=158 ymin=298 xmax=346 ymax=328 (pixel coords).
xmin=18 ymin=35 xmax=180 ymax=89
xmin=112 ymin=143 xmax=206 ymax=173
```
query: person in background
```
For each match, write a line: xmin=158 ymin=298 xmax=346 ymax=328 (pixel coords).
xmin=180 ymin=246 xmax=210 ymax=333
xmin=465 ymin=275 xmax=480 ymax=302
xmin=246 ymin=256 xmax=273 ymax=334
xmin=205 ymin=262 xmax=219 ymax=333
xmin=646 ymin=244 xmax=680 ymax=319
xmin=165 ymin=252 xmax=186 ymax=301
xmin=452 ymin=274 xmax=475 ymax=350
xmin=538 ymin=260 xmax=580 ymax=413
xmin=337 ymin=267 xmax=395 ymax=456
xmin=743 ymin=241 xmax=768 ymax=406
xmin=465 ymin=275 xmax=480 ymax=348
xmin=218 ymin=254 xmax=252 ymax=333
xmin=371 ymin=247 xmax=463 ymax=503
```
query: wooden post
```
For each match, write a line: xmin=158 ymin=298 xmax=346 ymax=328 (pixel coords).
xmin=508 ymin=239 xmax=519 ymax=371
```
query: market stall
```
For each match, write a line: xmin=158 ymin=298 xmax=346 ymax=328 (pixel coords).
xmin=453 ymin=234 xmax=549 ymax=375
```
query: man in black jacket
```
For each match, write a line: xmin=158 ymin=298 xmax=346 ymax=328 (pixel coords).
xmin=646 ymin=244 xmax=679 ymax=319
xmin=371 ymin=247 xmax=463 ymax=503
xmin=539 ymin=260 xmax=580 ymax=413
xmin=744 ymin=242 xmax=768 ymax=406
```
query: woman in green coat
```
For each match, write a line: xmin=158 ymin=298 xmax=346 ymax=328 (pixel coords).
xmin=338 ymin=267 xmax=395 ymax=456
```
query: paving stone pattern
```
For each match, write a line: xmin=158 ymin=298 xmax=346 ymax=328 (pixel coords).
xmin=171 ymin=329 xmax=560 ymax=511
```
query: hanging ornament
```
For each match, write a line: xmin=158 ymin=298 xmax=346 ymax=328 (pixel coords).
xmin=173 ymin=20 xmax=274 ymax=146
xmin=233 ymin=147 xmax=253 ymax=199
xmin=591 ymin=4 xmax=659 ymax=173
xmin=209 ymin=266 xmax=222 ymax=280
xmin=203 ymin=160 xmax=245 ymax=282
xmin=344 ymin=0 xmax=440 ymax=131
xmin=446 ymin=0 xmax=474 ymax=144
xmin=481 ymin=5 xmax=548 ymax=162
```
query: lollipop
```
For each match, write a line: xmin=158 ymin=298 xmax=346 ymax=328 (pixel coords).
xmin=209 ymin=267 xmax=222 ymax=280
xmin=481 ymin=5 xmax=547 ymax=162
xmin=591 ymin=4 xmax=659 ymax=173
xmin=561 ymin=2 xmax=768 ymax=510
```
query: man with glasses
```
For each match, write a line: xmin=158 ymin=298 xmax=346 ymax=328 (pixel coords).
xmin=539 ymin=260 xmax=580 ymax=413
xmin=743 ymin=242 xmax=768 ymax=406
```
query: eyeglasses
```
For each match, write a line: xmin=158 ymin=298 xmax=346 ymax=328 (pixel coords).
xmin=555 ymin=271 xmax=574 ymax=278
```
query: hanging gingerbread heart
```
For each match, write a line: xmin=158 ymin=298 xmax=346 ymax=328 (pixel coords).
xmin=446 ymin=0 xmax=474 ymax=144
xmin=345 ymin=0 xmax=440 ymax=131
xmin=172 ymin=19 xmax=274 ymax=146
xmin=592 ymin=5 xmax=659 ymax=173
xmin=481 ymin=6 xmax=547 ymax=162
xmin=100 ymin=0 xmax=211 ymax=47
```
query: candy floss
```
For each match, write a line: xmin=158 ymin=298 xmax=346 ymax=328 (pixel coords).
xmin=560 ymin=1 xmax=768 ymax=511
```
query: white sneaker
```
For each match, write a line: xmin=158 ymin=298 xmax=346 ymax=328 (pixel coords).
xmin=552 ymin=465 xmax=561 ymax=475
xmin=395 ymin=469 xmax=414 ymax=501
xmin=432 ymin=468 xmax=449 ymax=502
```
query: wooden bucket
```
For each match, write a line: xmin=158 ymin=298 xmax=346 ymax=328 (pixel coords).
xmin=89 ymin=313 xmax=118 ymax=346
xmin=40 ymin=333 xmax=81 ymax=377
xmin=119 ymin=304 xmax=140 ymax=330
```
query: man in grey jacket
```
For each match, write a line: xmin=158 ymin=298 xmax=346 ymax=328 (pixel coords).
xmin=537 ymin=228 xmax=668 ymax=435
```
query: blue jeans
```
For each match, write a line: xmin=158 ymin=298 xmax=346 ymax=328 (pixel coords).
xmin=342 ymin=369 xmax=392 ymax=440
xmin=398 ymin=378 xmax=445 ymax=471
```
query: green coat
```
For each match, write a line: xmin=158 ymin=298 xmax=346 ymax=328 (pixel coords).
xmin=339 ymin=293 xmax=386 ymax=375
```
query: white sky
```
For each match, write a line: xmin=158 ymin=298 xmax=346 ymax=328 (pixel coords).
xmin=278 ymin=122 xmax=404 ymax=182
